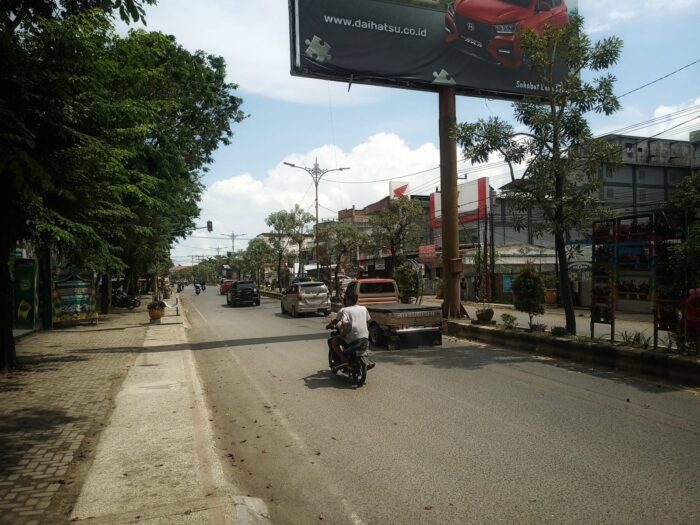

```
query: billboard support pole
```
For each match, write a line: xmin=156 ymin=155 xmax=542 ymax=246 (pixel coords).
xmin=439 ymin=87 xmax=465 ymax=319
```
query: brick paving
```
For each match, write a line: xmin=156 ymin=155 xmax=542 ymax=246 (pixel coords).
xmin=0 ymin=308 xmax=150 ymax=524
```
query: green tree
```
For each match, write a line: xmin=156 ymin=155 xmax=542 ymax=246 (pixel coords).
xmin=395 ymin=261 xmax=420 ymax=304
xmin=454 ymin=13 xmax=623 ymax=334
xmin=664 ymin=170 xmax=700 ymax=285
xmin=244 ymin=239 xmax=274 ymax=284
xmin=0 ymin=9 xmax=245 ymax=371
xmin=288 ymin=204 xmax=315 ymax=277
xmin=512 ymin=265 xmax=545 ymax=329
xmin=1 ymin=0 xmax=156 ymax=31
xmin=368 ymin=197 xmax=423 ymax=278
xmin=265 ymin=211 xmax=296 ymax=292
xmin=318 ymin=222 xmax=367 ymax=298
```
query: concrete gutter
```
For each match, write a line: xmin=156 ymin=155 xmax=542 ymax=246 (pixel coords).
xmin=447 ymin=321 xmax=700 ymax=386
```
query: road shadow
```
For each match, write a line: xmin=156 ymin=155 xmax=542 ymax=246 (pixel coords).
xmin=302 ymin=369 xmax=360 ymax=390
xmin=372 ymin=342 xmax=680 ymax=394
xmin=76 ymin=331 xmax=331 ymax=355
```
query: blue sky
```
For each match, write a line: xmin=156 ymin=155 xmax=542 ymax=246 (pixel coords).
xmin=131 ymin=1 xmax=700 ymax=264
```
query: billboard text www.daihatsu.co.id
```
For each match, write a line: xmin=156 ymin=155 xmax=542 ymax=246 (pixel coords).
xmin=290 ymin=0 xmax=578 ymax=101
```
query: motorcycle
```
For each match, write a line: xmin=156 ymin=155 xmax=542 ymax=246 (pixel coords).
xmin=327 ymin=329 xmax=374 ymax=387
xmin=195 ymin=284 xmax=201 ymax=295
xmin=201 ymin=282 xmax=206 ymax=291
xmin=112 ymin=290 xmax=140 ymax=309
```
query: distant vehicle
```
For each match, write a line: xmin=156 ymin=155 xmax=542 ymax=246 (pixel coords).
xmin=281 ymin=282 xmax=331 ymax=317
xmin=227 ymin=280 xmax=260 ymax=307
xmin=292 ymin=274 xmax=313 ymax=284
xmin=219 ymin=279 xmax=235 ymax=295
xmin=344 ymin=279 xmax=442 ymax=349
xmin=445 ymin=0 xmax=570 ymax=68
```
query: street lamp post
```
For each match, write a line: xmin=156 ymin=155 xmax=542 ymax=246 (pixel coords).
xmin=284 ymin=159 xmax=349 ymax=280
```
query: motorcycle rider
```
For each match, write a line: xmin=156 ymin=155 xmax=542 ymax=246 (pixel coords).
xmin=336 ymin=291 xmax=374 ymax=368
xmin=194 ymin=282 xmax=201 ymax=295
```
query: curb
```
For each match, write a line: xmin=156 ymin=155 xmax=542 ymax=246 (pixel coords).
xmin=447 ymin=321 xmax=700 ymax=386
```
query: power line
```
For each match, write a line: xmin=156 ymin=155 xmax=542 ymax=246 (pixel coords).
xmin=618 ymin=58 xmax=700 ymax=98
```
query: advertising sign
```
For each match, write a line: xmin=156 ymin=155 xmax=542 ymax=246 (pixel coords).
xmin=290 ymin=0 xmax=577 ymax=100
xmin=52 ymin=275 xmax=98 ymax=324
xmin=502 ymin=274 xmax=514 ymax=294
xmin=418 ymin=244 xmax=437 ymax=264
xmin=14 ymin=259 xmax=38 ymax=329
xmin=430 ymin=176 xmax=489 ymax=227
xmin=390 ymin=181 xmax=410 ymax=199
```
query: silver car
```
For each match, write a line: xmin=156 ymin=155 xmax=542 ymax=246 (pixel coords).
xmin=281 ymin=282 xmax=331 ymax=317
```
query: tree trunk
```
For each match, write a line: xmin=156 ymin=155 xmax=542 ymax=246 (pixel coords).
xmin=1 ymin=245 xmax=17 ymax=372
xmin=37 ymin=247 xmax=52 ymax=330
xmin=277 ymin=251 xmax=283 ymax=293
xmin=100 ymin=273 xmax=111 ymax=315
xmin=555 ymin=230 xmax=576 ymax=334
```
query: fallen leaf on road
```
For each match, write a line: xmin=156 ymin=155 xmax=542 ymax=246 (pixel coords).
xmin=424 ymin=506 xmax=433 ymax=510
xmin=240 ymin=439 xmax=247 ymax=443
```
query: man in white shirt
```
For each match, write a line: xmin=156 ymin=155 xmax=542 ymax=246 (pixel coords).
xmin=338 ymin=291 xmax=373 ymax=366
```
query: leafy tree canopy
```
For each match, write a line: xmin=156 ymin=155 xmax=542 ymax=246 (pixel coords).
xmin=454 ymin=13 xmax=623 ymax=334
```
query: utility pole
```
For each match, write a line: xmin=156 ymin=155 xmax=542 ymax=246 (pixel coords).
xmin=438 ymin=86 xmax=466 ymax=319
xmin=284 ymin=159 xmax=350 ymax=280
xmin=229 ymin=232 xmax=246 ymax=253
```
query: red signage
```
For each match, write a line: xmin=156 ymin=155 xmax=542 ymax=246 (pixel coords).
xmin=418 ymin=244 xmax=437 ymax=264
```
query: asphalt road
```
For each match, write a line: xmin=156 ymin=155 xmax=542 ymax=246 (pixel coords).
xmin=184 ymin=288 xmax=700 ymax=525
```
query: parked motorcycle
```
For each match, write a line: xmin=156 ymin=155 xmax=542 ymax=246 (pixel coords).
xmin=327 ymin=329 xmax=374 ymax=387
xmin=112 ymin=290 xmax=140 ymax=309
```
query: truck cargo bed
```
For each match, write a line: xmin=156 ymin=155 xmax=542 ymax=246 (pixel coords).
xmin=365 ymin=303 xmax=441 ymax=313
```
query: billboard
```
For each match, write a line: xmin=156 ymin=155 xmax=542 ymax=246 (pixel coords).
xmin=290 ymin=0 xmax=577 ymax=100
xmin=430 ymin=176 xmax=489 ymax=227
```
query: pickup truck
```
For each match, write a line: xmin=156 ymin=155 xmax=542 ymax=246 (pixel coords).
xmin=343 ymin=278 xmax=442 ymax=349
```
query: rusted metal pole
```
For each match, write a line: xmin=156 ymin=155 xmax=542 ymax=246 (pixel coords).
xmin=439 ymin=86 xmax=462 ymax=318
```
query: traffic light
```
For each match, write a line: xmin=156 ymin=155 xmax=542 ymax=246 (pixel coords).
xmin=207 ymin=220 xmax=213 ymax=232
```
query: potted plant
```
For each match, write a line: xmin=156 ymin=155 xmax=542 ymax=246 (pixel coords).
xmin=147 ymin=300 xmax=166 ymax=320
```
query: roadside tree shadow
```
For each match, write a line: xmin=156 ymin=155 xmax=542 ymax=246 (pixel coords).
xmin=0 ymin=408 xmax=80 ymax=470
xmin=372 ymin=342 xmax=681 ymax=394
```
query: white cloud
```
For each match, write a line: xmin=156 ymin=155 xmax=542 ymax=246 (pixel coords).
xmin=584 ymin=0 xmax=700 ymax=33
xmin=172 ymin=132 xmax=454 ymax=260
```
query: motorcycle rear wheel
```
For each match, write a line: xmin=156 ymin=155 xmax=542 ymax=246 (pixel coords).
xmin=354 ymin=361 xmax=367 ymax=387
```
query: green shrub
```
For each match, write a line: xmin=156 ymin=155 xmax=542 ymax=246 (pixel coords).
xmin=395 ymin=262 xmax=420 ymax=303
xmin=511 ymin=264 xmax=545 ymax=328
xmin=500 ymin=313 xmax=517 ymax=329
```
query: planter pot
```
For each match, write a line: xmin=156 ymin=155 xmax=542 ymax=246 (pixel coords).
xmin=545 ymin=289 xmax=557 ymax=305
xmin=148 ymin=309 xmax=164 ymax=320
xmin=476 ymin=308 xmax=494 ymax=322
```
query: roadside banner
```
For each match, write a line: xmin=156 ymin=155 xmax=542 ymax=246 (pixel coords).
xmin=52 ymin=275 xmax=98 ymax=325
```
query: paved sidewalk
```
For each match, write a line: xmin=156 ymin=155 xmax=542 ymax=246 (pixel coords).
xmin=1 ymin=308 xmax=147 ymax=525
xmin=1 ymin=299 xmax=269 ymax=524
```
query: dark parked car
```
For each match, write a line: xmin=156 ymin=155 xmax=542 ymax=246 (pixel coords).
xmin=227 ymin=280 xmax=260 ymax=307
xmin=445 ymin=0 xmax=570 ymax=68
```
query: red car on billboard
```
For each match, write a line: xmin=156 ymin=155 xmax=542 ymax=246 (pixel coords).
xmin=445 ymin=0 xmax=570 ymax=68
